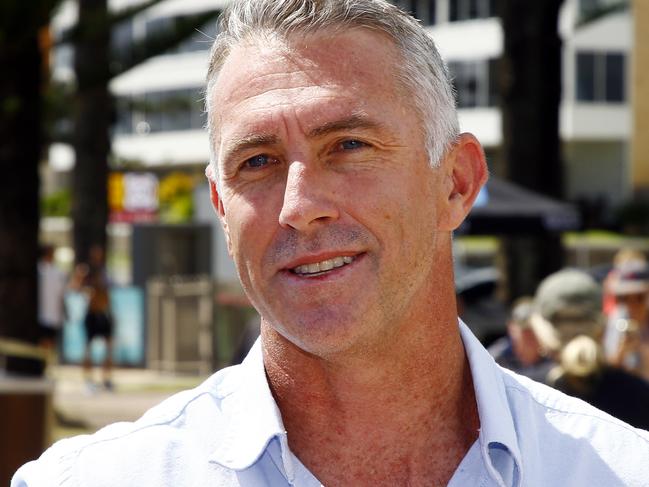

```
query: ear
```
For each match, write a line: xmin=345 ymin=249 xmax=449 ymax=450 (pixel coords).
xmin=205 ymin=164 xmax=233 ymax=256
xmin=438 ymin=133 xmax=488 ymax=231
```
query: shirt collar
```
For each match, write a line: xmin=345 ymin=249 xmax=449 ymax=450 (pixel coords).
xmin=208 ymin=339 xmax=293 ymax=477
xmin=209 ymin=324 xmax=523 ymax=486
xmin=459 ymin=320 xmax=523 ymax=487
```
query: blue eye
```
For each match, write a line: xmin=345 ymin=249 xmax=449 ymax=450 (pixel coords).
xmin=245 ymin=154 xmax=271 ymax=168
xmin=340 ymin=139 xmax=367 ymax=150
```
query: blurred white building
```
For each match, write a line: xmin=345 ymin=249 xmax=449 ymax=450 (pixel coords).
xmin=48 ymin=0 xmax=635 ymax=281
xmin=51 ymin=0 xmax=633 ymax=197
xmin=417 ymin=0 xmax=632 ymax=209
xmin=49 ymin=0 xmax=237 ymax=283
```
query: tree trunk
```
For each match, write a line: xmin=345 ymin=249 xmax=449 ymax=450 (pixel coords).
xmin=500 ymin=0 xmax=564 ymax=195
xmin=72 ymin=0 xmax=111 ymax=264
xmin=0 ymin=7 xmax=45 ymax=370
xmin=499 ymin=0 xmax=565 ymax=300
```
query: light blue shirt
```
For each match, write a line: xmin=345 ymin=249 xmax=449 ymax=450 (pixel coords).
xmin=13 ymin=322 xmax=649 ymax=486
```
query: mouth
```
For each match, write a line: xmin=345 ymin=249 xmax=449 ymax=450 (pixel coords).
xmin=290 ymin=255 xmax=356 ymax=278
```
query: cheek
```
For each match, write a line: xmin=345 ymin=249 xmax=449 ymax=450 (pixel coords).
xmin=345 ymin=176 xmax=402 ymax=227
xmin=225 ymin=187 xmax=290 ymax=282
xmin=354 ymin=173 xmax=436 ymax=250
xmin=224 ymin=196 xmax=271 ymax=259
xmin=393 ymin=174 xmax=439 ymax=235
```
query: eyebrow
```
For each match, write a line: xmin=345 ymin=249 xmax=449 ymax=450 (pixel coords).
xmin=221 ymin=133 xmax=280 ymax=168
xmin=307 ymin=114 xmax=387 ymax=138
xmin=221 ymin=114 xmax=386 ymax=166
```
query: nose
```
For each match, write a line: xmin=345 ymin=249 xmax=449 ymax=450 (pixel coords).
xmin=278 ymin=161 xmax=339 ymax=232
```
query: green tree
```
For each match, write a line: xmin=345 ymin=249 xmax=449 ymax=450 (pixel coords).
xmin=497 ymin=0 xmax=630 ymax=299
xmin=498 ymin=0 xmax=565 ymax=299
xmin=0 ymin=0 xmax=62 ymax=369
xmin=65 ymin=0 xmax=220 ymax=263
xmin=0 ymin=0 xmax=220 ymax=362
xmin=72 ymin=0 xmax=112 ymax=263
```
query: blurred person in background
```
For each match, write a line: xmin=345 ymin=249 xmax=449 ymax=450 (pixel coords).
xmin=604 ymin=262 xmax=649 ymax=381
xmin=601 ymin=248 xmax=645 ymax=362
xmin=531 ymin=269 xmax=649 ymax=430
xmin=454 ymin=265 xmax=507 ymax=345
xmin=37 ymin=244 xmax=67 ymax=356
xmin=602 ymin=248 xmax=646 ymax=316
xmin=72 ymin=245 xmax=114 ymax=392
xmin=488 ymin=297 xmax=553 ymax=383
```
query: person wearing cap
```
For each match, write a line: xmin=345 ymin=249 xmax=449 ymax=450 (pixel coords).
xmin=531 ymin=268 xmax=649 ymax=430
xmin=605 ymin=261 xmax=649 ymax=380
xmin=12 ymin=1 xmax=649 ymax=486
xmin=488 ymin=297 xmax=553 ymax=383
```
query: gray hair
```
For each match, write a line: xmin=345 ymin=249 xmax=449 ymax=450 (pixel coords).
xmin=205 ymin=0 xmax=459 ymax=183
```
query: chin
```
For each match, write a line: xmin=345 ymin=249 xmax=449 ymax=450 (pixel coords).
xmin=268 ymin=309 xmax=369 ymax=357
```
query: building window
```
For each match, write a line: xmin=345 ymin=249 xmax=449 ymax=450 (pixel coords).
xmin=448 ymin=59 xmax=499 ymax=108
xmin=579 ymin=0 xmax=624 ymax=19
xmin=114 ymin=97 xmax=133 ymax=135
xmin=53 ymin=44 xmax=74 ymax=71
xmin=450 ymin=61 xmax=479 ymax=108
xmin=424 ymin=0 xmax=436 ymax=24
xmin=579 ymin=0 xmax=600 ymax=14
xmin=605 ymin=53 xmax=624 ymax=102
xmin=576 ymin=51 xmax=625 ymax=103
xmin=111 ymin=20 xmax=133 ymax=53
xmin=392 ymin=1 xmax=436 ymax=25
xmin=449 ymin=0 xmax=496 ymax=22
xmin=487 ymin=58 xmax=499 ymax=107
xmin=114 ymin=88 xmax=206 ymax=135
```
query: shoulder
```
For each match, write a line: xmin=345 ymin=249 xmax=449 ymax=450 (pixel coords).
xmin=12 ymin=365 xmax=245 ymax=487
xmin=501 ymin=367 xmax=649 ymax=441
xmin=500 ymin=367 xmax=649 ymax=484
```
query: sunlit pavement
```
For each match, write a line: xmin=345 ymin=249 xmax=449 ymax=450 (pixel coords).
xmin=49 ymin=365 xmax=209 ymax=440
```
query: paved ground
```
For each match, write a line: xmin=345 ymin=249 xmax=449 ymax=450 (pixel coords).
xmin=50 ymin=366 xmax=209 ymax=441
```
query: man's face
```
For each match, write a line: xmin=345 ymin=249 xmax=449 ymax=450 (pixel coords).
xmin=209 ymin=29 xmax=462 ymax=357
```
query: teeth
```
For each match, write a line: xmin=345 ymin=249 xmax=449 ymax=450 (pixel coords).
xmin=293 ymin=256 xmax=355 ymax=276
xmin=320 ymin=259 xmax=334 ymax=271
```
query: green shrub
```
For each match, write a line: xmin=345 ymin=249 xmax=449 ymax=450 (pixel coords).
xmin=41 ymin=189 xmax=71 ymax=217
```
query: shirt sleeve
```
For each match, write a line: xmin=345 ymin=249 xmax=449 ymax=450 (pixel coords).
xmin=12 ymin=460 xmax=56 ymax=487
xmin=11 ymin=437 xmax=82 ymax=487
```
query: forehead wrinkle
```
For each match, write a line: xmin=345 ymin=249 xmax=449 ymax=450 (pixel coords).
xmin=218 ymin=32 xmax=396 ymax=113
xmin=228 ymin=84 xmax=340 ymax=111
xmin=221 ymin=71 xmax=327 ymax=106
xmin=212 ymin=31 xmax=411 ymax=170
xmin=217 ymin=39 xmax=332 ymax=107
xmin=219 ymin=91 xmax=364 ymax=144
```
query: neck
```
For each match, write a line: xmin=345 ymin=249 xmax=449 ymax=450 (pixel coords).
xmin=262 ymin=282 xmax=479 ymax=485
